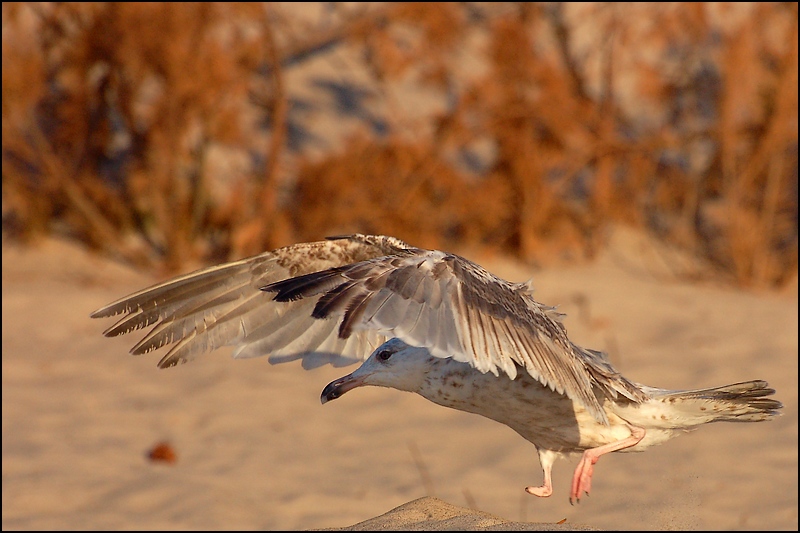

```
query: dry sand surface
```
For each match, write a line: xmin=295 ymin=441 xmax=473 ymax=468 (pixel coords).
xmin=320 ymin=497 xmax=598 ymax=531
xmin=2 ymin=229 xmax=797 ymax=530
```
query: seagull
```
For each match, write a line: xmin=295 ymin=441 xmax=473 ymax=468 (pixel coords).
xmin=91 ymin=234 xmax=782 ymax=503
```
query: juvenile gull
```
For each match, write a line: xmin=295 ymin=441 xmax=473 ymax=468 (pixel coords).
xmin=91 ymin=234 xmax=782 ymax=502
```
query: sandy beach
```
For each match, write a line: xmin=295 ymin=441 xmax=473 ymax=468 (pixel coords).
xmin=2 ymin=230 xmax=797 ymax=530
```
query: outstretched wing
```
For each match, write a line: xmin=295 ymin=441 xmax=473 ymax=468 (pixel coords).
xmin=263 ymin=249 xmax=646 ymax=423
xmin=93 ymin=233 xmax=645 ymax=422
xmin=90 ymin=235 xmax=409 ymax=369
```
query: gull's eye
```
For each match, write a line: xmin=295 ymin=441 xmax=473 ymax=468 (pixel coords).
xmin=376 ymin=349 xmax=393 ymax=362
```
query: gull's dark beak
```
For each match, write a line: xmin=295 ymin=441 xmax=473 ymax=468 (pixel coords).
xmin=320 ymin=372 xmax=366 ymax=404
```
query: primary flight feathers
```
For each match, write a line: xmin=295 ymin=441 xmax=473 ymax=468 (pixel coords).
xmin=91 ymin=234 xmax=646 ymax=423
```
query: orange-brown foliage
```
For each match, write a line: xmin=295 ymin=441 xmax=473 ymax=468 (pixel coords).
xmin=2 ymin=3 xmax=797 ymax=287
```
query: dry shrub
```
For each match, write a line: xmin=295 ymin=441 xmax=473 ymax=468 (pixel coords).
xmin=296 ymin=3 xmax=797 ymax=284
xmin=2 ymin=3 xmax=797 ymax=288
xmin=2 ymin=3 xmax=277 ymax=271
xmin=292 ymin=134 xmax=515 ymax=254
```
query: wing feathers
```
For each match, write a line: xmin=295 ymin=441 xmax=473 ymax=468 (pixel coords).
xmin=91 ymin=235 xmax=404 ymax=370
xmin=91 ymin=256 xmax=264 ymax=319
xmin=262 ymin=247 xmax=648 ymax=422
xmin=92 ymin=234 xmax=647 ymax=423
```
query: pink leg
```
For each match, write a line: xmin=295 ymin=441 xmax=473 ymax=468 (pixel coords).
xmin=525 ymin=449 xmax=558 ymax=497
xmin=570 ymin=425 xmax=646 ymax=504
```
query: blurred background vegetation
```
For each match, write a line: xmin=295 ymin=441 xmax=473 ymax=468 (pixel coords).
xmin=2 ymin=3 xmax=797 ymax=288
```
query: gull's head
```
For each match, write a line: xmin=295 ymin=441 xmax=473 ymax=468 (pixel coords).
xmin=321 ymin=338 xmax=432 ymax=403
